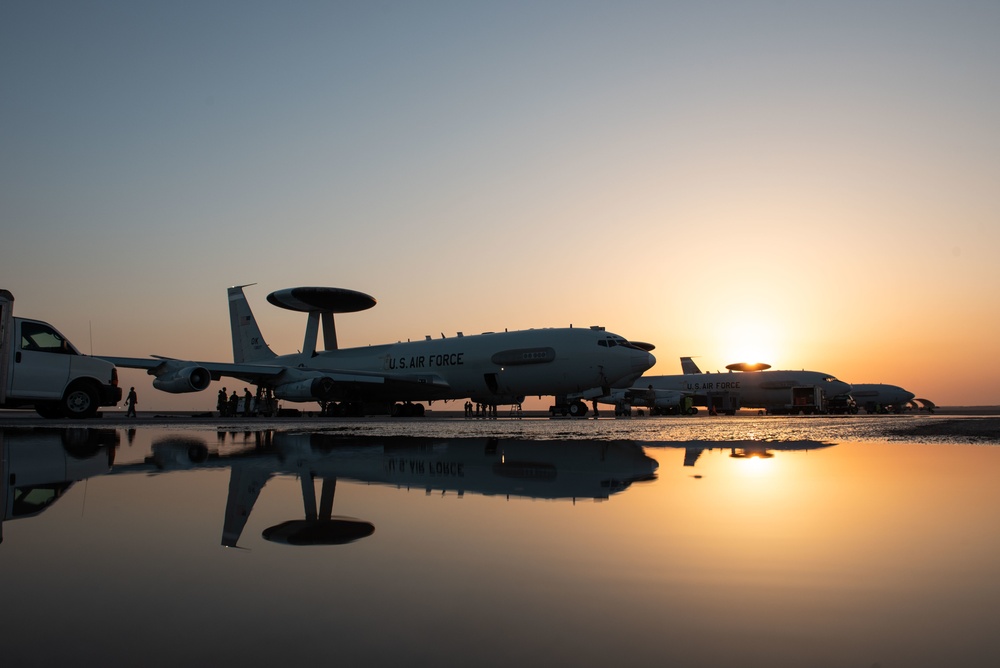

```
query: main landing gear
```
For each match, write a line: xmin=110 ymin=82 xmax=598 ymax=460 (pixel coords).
xmin=549 ymin=396 xmax=589 ymax=417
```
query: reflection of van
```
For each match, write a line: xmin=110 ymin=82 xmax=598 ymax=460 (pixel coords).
xmin=1 ymin=290 xmax=121 ymax=418
xmin=1 ymin=427 xmax=118 ymax=544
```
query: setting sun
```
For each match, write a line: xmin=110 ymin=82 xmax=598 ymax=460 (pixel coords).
xmin=711 ymin=314 xmax=782 ymax=369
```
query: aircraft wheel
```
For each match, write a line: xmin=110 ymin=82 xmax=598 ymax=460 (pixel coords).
xmin=568 ymin=401 xmax=588 ymax=417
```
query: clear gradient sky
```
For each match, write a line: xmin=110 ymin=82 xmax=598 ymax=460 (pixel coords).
xmin=2 ymin=1 xmax=998 ymax=410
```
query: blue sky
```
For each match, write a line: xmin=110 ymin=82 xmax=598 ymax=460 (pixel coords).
xmin=3 ymin=1 xmax=999 ymax=408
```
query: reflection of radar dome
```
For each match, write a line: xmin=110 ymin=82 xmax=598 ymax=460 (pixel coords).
xmin=726 ymin=362 xmax=772 ymax=372
xmin=266 ymin=287 xmax=376 ymax=313
xmin=262 ymin=518 xmax=375 ymax=546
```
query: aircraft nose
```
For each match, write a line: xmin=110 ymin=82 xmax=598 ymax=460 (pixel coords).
xmin=634 ymin=349 xmax=656 ymax=373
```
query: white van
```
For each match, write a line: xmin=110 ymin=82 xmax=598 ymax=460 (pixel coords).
xmin=0 ymin=290 xmax=121 ymax=418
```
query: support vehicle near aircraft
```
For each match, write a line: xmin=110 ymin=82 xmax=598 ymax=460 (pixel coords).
xmin=0 ymin=290 xmax=122 ymax=419
xmin=582 ymin=357 xmax=852 ymax=416
xmin=100 ymin=285 xmax=656 ymax=416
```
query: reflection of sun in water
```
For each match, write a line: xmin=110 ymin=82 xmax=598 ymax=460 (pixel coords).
xmin=732 ymin=451 xmax=775 ymax=476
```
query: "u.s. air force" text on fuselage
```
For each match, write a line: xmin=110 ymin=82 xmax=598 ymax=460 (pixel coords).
xmin=685 ymin=380 xmax=741 ymax=391
xmin=385 ymin=352 xmax=465 ymax=370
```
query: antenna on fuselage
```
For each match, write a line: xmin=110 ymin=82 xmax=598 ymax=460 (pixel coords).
xmin=266 ymin=287 xmax=377 ymax=355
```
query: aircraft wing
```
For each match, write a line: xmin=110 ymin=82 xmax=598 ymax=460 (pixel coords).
xmin=101 ymin=356 xmax=286 ymax=379
xmin=99 ymin=355 xmax=451 ymax=400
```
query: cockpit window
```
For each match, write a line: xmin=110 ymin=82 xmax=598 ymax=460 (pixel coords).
xmin=599 ymin=336 xmax=630 ymax=348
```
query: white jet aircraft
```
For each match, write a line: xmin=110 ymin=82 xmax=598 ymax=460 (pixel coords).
xmin=101 ymin=285 xmax=655 ymax=416
xmin=846 ymin=383 xmax=933 ymax=413
xmin=585 ymin=357 xmax=852 ymax=416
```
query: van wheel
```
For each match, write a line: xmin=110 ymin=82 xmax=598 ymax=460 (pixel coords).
xmin=63 ymin=384 xmax=99 ymax=419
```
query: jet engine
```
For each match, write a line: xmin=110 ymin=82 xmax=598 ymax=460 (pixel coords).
xmin=151 ymin=366 xmax=212 ymax=393
xmin=649 ymin=390 xmax=687 ymax=408
xmin=621 ymin=387 xmax=686 ymax=408
xmin=274 ymin=377 xmax=337 ymax=401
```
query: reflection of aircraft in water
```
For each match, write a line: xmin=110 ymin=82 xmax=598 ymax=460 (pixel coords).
xmin=640 ymin=439 xmax=836 ymax=466
xmin=0 ymin=427 xmax=118 ymax=544
xmin=1 ymin=429 xmax=832 ymax=547
xmin=117 ymin=433 xmax=660 ymax=548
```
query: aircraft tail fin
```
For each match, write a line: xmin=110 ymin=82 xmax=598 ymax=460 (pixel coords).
xmin=228 ymin=285 xmax=278 ymax=363
xmin=680 ymin=357 xmax=702 ymax=374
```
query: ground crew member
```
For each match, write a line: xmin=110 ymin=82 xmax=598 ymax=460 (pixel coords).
xmin=125 ymin=387 xmax=138 ymax=417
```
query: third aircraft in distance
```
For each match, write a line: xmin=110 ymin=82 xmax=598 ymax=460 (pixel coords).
xmin=101 ymin=285 xmax=656 ymax=416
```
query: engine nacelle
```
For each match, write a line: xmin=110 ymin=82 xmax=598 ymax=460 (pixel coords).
xmin=651 ymin=390 xmax=687 ymax=408
xmin=274 ymin=377 xmax=336 ymax=401
xmin=151 ymin=366 xmax=212 ymax=393
xmin=616 ymin=388 xmax=685 ymax=408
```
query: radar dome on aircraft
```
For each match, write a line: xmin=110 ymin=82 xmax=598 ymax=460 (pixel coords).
xmin=725 ymin=362 xmax=772 ymax=372
xmin=266 ymin=287 xmax=376 ymax=313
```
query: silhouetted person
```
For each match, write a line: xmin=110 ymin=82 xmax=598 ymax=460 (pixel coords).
xmin=125 ymin=387 xmax=138 ymax=417
xmin=243 ymin=388 xmax=253 ymax=417
xmin=229 ymin=390 xmax=239 ymax=417
xmin=218 ymin=387 xmax=228 ymax=417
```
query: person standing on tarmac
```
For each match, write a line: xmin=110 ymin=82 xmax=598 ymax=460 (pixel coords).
xmin=125 ymin=387 xmax=138 ymax=417
xmin=243 ymin=388 xmax=253 ymax=417
xmin=217 ymin=387 xmax=228 ymax=417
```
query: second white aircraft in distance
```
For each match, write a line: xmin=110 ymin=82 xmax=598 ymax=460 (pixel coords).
xmin=585 ymin=357 xmax=852 ymax=416
xmin=101 ymin=285 xmax=656 ymax=416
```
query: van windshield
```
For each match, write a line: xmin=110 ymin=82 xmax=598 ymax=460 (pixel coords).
xmin=20 ymin=321 xmax=78 ymax=355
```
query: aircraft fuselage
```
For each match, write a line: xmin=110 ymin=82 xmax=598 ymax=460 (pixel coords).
xmin=608 ymin=369 xmax=851 ymax=414
xmin=264 ymin=327 xmax=655 ymax=405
